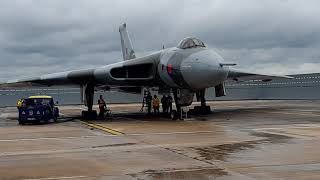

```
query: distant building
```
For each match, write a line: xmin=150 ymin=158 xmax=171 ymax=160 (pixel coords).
xmin=1 ymin=73 xmax=320 ymax=107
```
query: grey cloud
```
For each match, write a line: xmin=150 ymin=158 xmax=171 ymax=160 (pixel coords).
xmin=0 ymin=0 xmax=320 ymax=82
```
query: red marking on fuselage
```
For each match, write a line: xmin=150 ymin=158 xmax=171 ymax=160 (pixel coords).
xmin=168 ymin=64 xmax=172 ymax=74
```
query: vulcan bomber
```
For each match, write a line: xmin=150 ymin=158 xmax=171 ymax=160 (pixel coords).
xmin=0 ymin=23 xmax=291 ymax=119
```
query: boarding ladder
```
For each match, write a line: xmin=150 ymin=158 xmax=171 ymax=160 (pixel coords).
xmin=140 ymin=89 xmax=150 ymax=112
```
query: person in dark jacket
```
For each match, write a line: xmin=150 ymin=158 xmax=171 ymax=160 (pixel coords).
xmin=145 ymin=92 xmax=152 ymax=115
xmin=98 ymin=95 xmax=106 ymax=119
xmin=167 ymin=94 xmax=173 ymax=113
xmin=161 ymin=95 xmax=168 ymax=113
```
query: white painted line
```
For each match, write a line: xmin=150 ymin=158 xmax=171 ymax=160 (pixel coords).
xmin=268 ymin=111 xmax=320 ymax=117
xmin=0 ymin=143 xmax=147 ymax=157
xmin=283 ymin=109 xmax=320 ymax=113
xmin=254 ymin=127 xmax=283 ymax=131
xmin=129 ymin=130 xmax=217 ymax=136
xmin=0 ymin=113 xmax=10 ymax=118
xmin=24 ymin=175 xmax=88 ymax=180
xmin=254 ymin=123 xmax=320 ymax=130
xmin=0 ymin=135 xmax=118 ymax=142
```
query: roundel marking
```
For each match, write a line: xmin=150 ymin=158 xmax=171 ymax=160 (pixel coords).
xmin=168 ymin=63 xmax=172 ymax=74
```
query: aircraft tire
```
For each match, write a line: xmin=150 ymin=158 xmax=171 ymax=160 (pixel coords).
xmin=82 ymin=110 xmax=97 ymax=120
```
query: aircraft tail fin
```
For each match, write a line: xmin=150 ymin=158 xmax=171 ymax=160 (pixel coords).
xmin=119 ymin=23 xmax=136 ymax=60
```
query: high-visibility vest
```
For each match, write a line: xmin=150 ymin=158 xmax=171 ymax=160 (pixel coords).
xmin=152 ymin=98 xmax=160 ymax=107
xmin=17 ymin=99 xmax=23 ymax=108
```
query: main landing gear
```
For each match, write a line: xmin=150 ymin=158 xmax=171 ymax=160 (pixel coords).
xmin=81 ymin=84 xmax=97 ymax=120
xmin=171 ymin=89 xmax=191 ymax=120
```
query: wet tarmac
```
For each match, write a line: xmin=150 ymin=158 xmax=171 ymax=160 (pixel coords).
xmin=0 ymin=100 xmax=320 ymax=179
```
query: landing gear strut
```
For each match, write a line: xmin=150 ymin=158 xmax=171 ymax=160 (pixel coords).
xmin=81 ymin=83 xmax=97 ymax=120
xmin=172 ymin=89 xmax=182 ymax=120
xmin=200 ymin=89 xmax=206 ymax=107
xmin=194 ymin=89 xmax=211 ymax=114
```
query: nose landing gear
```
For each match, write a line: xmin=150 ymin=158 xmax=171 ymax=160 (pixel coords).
xmin=172 ymin=89 xmax=193 ymax=120
xmin=194 ymin=89 xmax=211 ymax=114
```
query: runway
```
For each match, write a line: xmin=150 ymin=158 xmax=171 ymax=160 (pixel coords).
xmin=0 ymin=100 xmax=320 ymax=179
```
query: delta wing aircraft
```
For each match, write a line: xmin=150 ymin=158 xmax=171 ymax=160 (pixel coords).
xmin=0 ymin=24 xmax=291 ymax=119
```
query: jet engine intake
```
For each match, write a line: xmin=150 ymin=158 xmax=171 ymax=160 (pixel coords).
xmin=110 ymin=63 xmax=154 ymax=79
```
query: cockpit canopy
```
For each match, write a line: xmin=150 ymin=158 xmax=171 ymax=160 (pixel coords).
xmin=177 ymin=37 xmax=206 ymax=49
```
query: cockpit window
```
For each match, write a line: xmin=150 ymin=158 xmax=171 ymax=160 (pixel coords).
xmin=178 ymin=37 xmax=206 ymax=49
xmin=194 ymin=39 xmax=205 ymax=47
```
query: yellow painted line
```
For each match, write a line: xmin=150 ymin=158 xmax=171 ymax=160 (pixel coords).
xmin=79 ymin=120 xmax=123 ymax=135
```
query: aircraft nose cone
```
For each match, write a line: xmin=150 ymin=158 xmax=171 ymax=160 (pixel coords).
xmin=181 ymin=50 xmax=228 ymax=90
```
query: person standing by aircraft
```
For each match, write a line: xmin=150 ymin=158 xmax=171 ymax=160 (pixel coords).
xmin=98 ymin=95 xmax=106 ymax=119
xmin=161 ymin=95 xmax=168 ymax=113
xmin=167 ymin=94 xmax=173 ymax=113
xmin=152 ymin=95 xmax=160 ymax=115
xmin=16 ymin=98 xmax=24 ymax=109
xmin=146 ymin=92 xmax=152 ymax=115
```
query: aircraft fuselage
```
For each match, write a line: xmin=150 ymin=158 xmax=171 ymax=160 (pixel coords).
xmin=95 ymin=46 xmax=229 ymax=92
xmin=158 ymin=47 xmax=228 ymax=90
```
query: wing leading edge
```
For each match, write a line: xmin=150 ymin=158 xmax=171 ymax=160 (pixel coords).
xmin=227 ymin=69 xmax=293 ymax=82
xmin=0 ymin=69 xmax=95 ymax=89
xmin=0 ymin=52 xmax=160 ymax=90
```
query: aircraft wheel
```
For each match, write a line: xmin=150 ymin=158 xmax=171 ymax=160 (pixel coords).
xmin=82 ymin=111 xmax=97 ymax=120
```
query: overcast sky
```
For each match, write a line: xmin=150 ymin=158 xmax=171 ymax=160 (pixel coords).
xmin=0 ymin=0 xmax=320 ymax=81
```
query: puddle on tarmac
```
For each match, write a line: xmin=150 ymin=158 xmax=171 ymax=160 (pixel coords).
xmin=130 ymin=168 xmax=229 ymax=180
xmin=91 ymin=142 xmax=136 ymax=148
xmin=192 ymin=132 xmax=291 ymax=161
